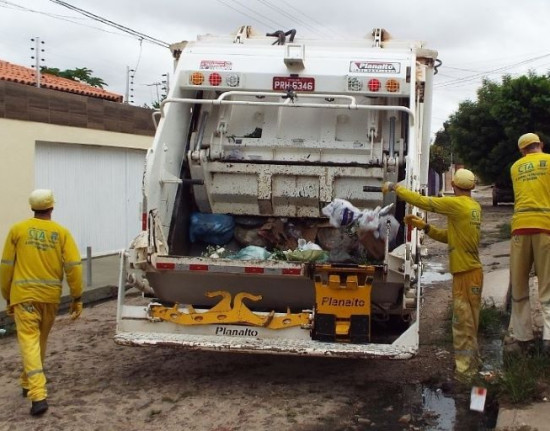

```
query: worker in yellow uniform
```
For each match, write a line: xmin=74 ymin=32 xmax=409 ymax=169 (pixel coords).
xmin=0 ymin=189 xmax=83 ymax=416
xmin=383 ymin=169 xmax=483 ymax=382
xmin=506 ymin=133 xmax=550 ymax=355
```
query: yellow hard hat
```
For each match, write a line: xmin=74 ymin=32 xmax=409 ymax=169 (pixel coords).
xmin=452 ymin=168 xmax=475 ymax=190
xmin=29 ymin=189 xmax=55 ymax=210
xmin=518 ymin=133 xmax=540 ymax=150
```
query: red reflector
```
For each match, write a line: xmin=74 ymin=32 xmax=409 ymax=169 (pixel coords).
xmin=209 ymin=72 xmax=222 ymax=86
xmin=368 ymin=79 xmax=381 ymax=91
xmin=282 ymin=268 xmax=302 ymax=275
xmin=407 ymin=224 xmax=412 ymax=242
xmin=245 ymin=267 xmax=264 ymax=274
xmin=141 ymin=213 xmax=147 ymax=231
xmin=157 ymin=262 xmax=175 ymax=270
xmin=189 ymin=264 xmax=208 ymax=271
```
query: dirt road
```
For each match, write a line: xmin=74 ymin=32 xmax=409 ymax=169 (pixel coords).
xmin=0 ymin=188 xmax=512 ymax=431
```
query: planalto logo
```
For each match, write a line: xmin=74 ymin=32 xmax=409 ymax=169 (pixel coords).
xmin=321 ymin=297 xmax=366 ymax=307
xmin=350 ymin=61 xmax=400 ymax=74
xmin=215 ymin=327 xmax=259 ymax=337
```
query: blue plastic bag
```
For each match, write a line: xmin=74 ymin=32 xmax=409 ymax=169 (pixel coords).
xmin=189 ymin=212 xmax=235 ymax=245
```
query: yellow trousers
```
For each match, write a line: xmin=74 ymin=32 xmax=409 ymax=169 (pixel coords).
xmin=452 ymin=267 xmax=483 ymax=377
xmin=510 ymin=233 xmax=550 ymax=341
xmin=13 ymin=302 xmax=58 ymax=402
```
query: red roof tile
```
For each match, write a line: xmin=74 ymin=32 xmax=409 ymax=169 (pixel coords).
xmin=0 ymin=60 xmax=123 ymax=102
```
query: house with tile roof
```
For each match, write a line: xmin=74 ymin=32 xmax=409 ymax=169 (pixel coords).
xmin=0 ymin=59 xmax=158 ymax=289
xmin=0 ymin=60 xmax=123 ymax=102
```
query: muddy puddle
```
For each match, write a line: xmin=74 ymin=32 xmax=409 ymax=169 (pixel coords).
xmin=422 ymin=262 xmax=453 ymax=286
xmin=350 ymin=382 xmax=497 ymax=430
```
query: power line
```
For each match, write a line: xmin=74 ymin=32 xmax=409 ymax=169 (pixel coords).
xmin=277 ymin=0 xmax=350 ymax=38
xmin=48 ymin=0 xmax=170 ymax=48
xmin=255 ymin=0 xmax=325 ymax=38
xmin=0 ymin=0 xmax=134 ymax=38
xmin=214 ymin=0 xmax=284 ymax=31
xmin=436 ymin=53 xmax=550 ymax=88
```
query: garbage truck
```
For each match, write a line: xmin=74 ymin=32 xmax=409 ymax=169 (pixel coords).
xmin=114 ymin=26 xmax=439 ymax=359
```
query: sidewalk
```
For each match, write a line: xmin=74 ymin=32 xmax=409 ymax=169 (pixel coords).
xmin=480 ymin=240 xmax=548 ymax=430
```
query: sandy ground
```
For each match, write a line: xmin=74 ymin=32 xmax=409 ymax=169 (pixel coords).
xmin=0 ymin=187 xmax=513 ymax=431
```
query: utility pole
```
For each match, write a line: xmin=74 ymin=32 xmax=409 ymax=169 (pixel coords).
xmin=30 ymin=37 xmax=45 ymax=88
xmin=161 ymin=72 xmax=170 ymax=98
xmin=125 ymin=66 xmax=135 ymax=104
xmin=146 ymin=82 xmax=162 ymax=105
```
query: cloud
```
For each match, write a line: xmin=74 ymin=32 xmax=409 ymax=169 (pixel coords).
xmin=2 ymin=0 xmax=550 ymax=134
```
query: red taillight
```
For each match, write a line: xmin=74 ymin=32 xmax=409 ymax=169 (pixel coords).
xmin=209 ymin=72 xmax=222 ymax=86
xmin=142 ymin=213 xmax=147 ymax=231
xmin=282 ymin=268 xmax=302 ymax=275
xmin=368 ymin=79 xmax=381 ymax=92
xmin=189 ymin=264 xmax=208 ymax=271
xmin=407 ymin=224 xmax=413 ymax=242
xmin=244 ymin=267 xmax=264 ymax=274
xmin=156 ymin=262 xmax=175 ymax=270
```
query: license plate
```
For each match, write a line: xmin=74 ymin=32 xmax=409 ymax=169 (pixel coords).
xmin=273 ymin=76 xmax=315 ymax=92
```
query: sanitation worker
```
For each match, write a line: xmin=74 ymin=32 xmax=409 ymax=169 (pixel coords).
xmin=506 ymin=133 xmax=550 ymax=355
xmin=0 ymin=189 xmax=83 ymax=416
xmin=383 ymin=168 xmax=483 ymax=382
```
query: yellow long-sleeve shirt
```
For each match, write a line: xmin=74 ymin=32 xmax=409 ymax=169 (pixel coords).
xmin=396 ymin=187 xmax=482 ymax=274
xmin=0 ymin=218 xmax=83 ymax=305
xmin=511 ymin=152 xmax=550 ymax=232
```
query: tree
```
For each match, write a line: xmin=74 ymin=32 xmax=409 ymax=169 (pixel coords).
xmin=442 ymin=72 xmax=550 ymax=185
xmin=40 ymin=66 xmax=107 ymax=88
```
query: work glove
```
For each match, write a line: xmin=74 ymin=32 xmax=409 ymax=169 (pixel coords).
xmin=381 ymin=182 xmax=396 ymax=194
xmin=404 ymin=214 xmax=427 ymax=230
xmin=69 ymin=299 xmax=83 ymax=320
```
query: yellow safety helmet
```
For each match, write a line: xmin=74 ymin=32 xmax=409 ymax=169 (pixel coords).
xmin=518 ymin=132 xmax=540 ymax=150
xmin=29 ymin=189 xmax=55 ymax=211
xmin=452 ymin=168 xmax=475 ymax=190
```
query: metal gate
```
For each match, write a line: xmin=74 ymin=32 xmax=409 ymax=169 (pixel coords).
xmin=35 ymin=141 xmax=145 ymax=256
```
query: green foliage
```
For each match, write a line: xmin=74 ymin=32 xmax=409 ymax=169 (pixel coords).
xmin=440 ymin=72 xmax=550 ymax=185
xmin=429 ymin=144 xmax=452 ymax=175
xmin=499 ymin=351 xmax=550 ymax=404
xmin=41 ymin=66 xmax=107 ymax=88
xmin=478 ymin=301 xmax=507 ymax=335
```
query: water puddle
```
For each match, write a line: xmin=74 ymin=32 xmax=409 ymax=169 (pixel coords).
xmin=352 ymin=383 xmax=495 ymax=430
xmin=422 ymin=262 xmax=452 ymax=286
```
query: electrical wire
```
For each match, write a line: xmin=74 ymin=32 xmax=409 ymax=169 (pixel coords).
xmin=436 ymin=53 xmax=550 ymax=88
xmin=214 ymin=0 xmax=285 ymax=31
xmin=277 ymin=0 xmax=350 ymax=38
xmin=256 ymin=0 xmax=325 ymax=38
xmin=49 ymin=0 xmax=170 ymax=48
xmin=0 ymin=0 xmax=134 ymax=38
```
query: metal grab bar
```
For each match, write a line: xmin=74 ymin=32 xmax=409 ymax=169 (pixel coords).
xmin=160 ymin=94 xmax=415 ymax=124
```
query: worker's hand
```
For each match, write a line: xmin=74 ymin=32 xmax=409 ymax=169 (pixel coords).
xmin=404 ymin=214 xmax=427 ymax=230
xmin=382 ymin=182 xmax=396 ymax=194
xmin=69 ymin=300 xmax=83 ymax=320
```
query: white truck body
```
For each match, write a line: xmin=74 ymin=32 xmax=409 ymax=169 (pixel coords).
xmin=115 ymin=27 xmax=438 ymax=359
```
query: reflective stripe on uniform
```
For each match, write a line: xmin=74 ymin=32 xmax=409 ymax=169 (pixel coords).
xmin=14 ymin=279 xmax=62 ymax=287
xmin=64 ymin=261 xmax=81 ymax=269
xmin=27 ymin=368 xmax=44 ymax=378
xmin=515 ymin=207 xmax=550 ymax=213
xmin=1 ymin=259 xmax=14 ymax=265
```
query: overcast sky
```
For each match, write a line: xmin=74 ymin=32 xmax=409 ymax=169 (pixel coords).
xmin=2 ymin=0 xmax=550 ymax=136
